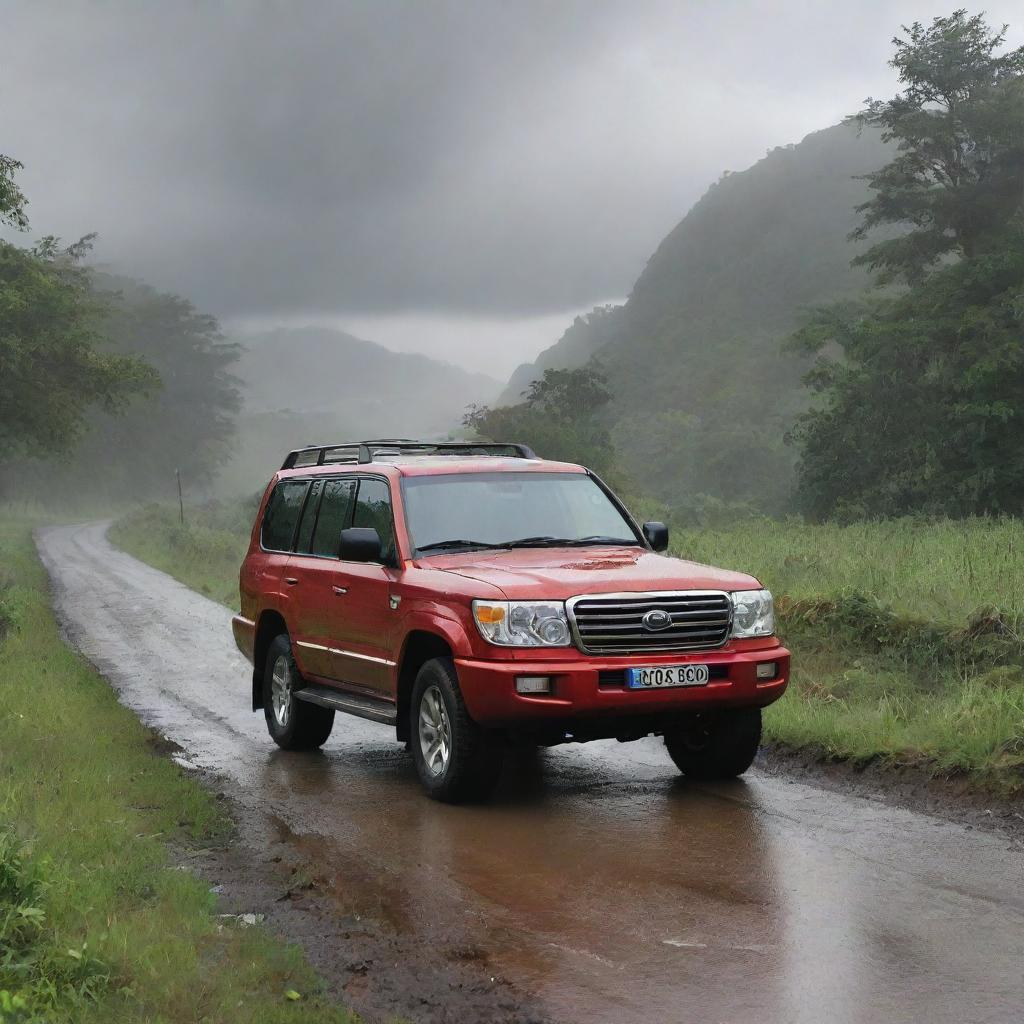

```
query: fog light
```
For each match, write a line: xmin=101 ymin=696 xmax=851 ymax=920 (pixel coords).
xmin=756 ymin=662 xmax=777 ymax=681
xmin=516 ymin=676 xmax=552 ymax=694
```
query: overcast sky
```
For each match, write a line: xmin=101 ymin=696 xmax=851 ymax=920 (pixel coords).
xmin=4 ymin=1 xmax=1022 ymax=375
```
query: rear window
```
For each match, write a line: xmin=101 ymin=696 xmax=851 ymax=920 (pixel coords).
xmin=294 ymin=479 xmax=324 ymax=554
xmin=260 ymin=480 xmax=309 ymax=551
xmin=311 ymin=479 xmax=357 ymax=557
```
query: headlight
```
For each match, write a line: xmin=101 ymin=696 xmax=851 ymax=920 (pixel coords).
xmin=472 ymin=600 xmax=572 ymax=647
xmin=730 ymin=589 xmax=775 ymax=638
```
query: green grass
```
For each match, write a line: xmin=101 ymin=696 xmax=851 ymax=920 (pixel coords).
xmin=672 ymin=516 xmax=1024 ymax=623
xmin=109 ymin=500 xmax=257 ymax=609
xmin=112 ymin=503 xmax=1024 ymax=794
xmin=670 ymin=520 xmax=1024 ymax=789
xmin=0 ymin=515 xmax=356 ymax=1023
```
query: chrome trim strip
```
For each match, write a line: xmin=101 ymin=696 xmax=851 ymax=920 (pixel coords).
xmin=566 ymin=590 xmax=733 ymax=655
xmin=294 ymin=640 xmax=397 ymax=667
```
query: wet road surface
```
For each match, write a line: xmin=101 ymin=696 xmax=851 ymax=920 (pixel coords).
xmin=37 ymin=522 xmax=1024 ymax=1024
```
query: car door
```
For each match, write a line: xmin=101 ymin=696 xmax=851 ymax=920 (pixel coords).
xmin=254 ymin=477 xmax=311 ymax=639
xmin=284 ymin=476 xmax=357 ymax=682
xmin=328 ymin=475 xmax=400 ymax=699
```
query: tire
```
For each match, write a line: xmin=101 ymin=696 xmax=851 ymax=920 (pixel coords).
xmin=410 ymin=657 xmax=503 ymax=803
xmin=663 ymin=708 xmax=761 ymax=780
xmin=262 ymin=634 xmax=334 ymax=750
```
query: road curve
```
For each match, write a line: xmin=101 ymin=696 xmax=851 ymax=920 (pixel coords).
xmin=37 ymin=522 xmax=1024 ymax=1024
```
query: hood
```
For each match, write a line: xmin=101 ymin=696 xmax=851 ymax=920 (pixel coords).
xmin=418 ymin=546 xmax=760 ymax=601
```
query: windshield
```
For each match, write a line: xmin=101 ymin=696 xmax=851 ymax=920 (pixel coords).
xmin=402 ymin=472 xmax=640 ymax=554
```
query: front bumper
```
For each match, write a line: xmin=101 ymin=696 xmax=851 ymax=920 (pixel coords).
xmin=455 ymin=641 xmax=790 ymax=726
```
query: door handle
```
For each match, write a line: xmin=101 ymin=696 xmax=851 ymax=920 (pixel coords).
xmin=332 ymin=585 xmax=348 ymax=595
xmin=284 ymin=577 xmax=299 ymax=586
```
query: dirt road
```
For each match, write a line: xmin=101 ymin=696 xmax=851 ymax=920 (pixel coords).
xmin=37 ymin=522 xmax=1024 ymax=1024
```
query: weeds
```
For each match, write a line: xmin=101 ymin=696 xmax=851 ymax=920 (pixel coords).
xmin=672 ymin=515 xmax=1024 ymax=622
xmin=0 ymin=515 xmax=355 ymax=1023
xmin=110 ymin=500 xmax=257 ymax=608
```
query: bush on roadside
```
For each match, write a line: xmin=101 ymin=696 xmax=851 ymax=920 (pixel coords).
xmin=0 ymin=830 xmax=111 ymax=1021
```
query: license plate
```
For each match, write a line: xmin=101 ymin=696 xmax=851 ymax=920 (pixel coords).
xmin=626 ymin=664 xmax=710 ymax=689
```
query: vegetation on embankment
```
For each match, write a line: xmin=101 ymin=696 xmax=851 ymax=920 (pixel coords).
xmin=673 ymin=517 xmax=1024 ymax=623
xmin=0 ymin=516 xmax=355 ymax=1023
xmin=112 ymin=502 xmax=1024 ymax=794
xmin=109 ymin=499 xmax=257 ymax=608
xmin=675 ymin=518 xmax=1024 ymax=791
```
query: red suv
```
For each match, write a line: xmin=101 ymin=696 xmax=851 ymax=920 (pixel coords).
xmin=233 ymin=440 xmax=790 ymax=802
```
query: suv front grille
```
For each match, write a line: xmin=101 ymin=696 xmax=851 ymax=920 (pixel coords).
xmin=568 ymin=591 xmax=732 ymax=655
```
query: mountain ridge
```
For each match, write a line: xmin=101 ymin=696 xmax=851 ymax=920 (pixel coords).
xmin=495 ymin=122 xmax=893 ymax=511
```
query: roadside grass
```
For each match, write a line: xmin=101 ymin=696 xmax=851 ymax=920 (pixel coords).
xmin=109 ymin=499 xmax=257 ymax=609
xmin=672 ymin=520 xmax=1024 ymax=788
xmin=0 ymin=515 xmax=356 ymax=1023
xmin=672 ymin=516 xmax=1024 ymax=623
xmin=111 ymin=503 xmax=1024 ymax=793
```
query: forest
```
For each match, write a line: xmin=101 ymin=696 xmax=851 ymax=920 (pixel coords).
xmin=475 ymin=11 xmax=1024 ymax=522
xmin=3 ymin=12 xmax=1022 ymax=524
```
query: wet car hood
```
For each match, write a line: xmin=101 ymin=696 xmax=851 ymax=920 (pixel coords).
xmin=421 ymin=546 xmax=760 ymax=601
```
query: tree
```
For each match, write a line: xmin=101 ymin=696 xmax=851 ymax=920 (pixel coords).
xmin=11 ymin=271 xmax=243 ymax=501
xmin=0 ymin=154 xmax=28 ymax=229
xmin=0 ymin=236 xmax=157 ymax=467
xmin=790 ymin=11 xmax=1024 ymax=519
xmin=790 ymin=247 xmax=1024 ymax=518
xmin=464 ymin=366 xmax=621 ymax=480
xmin=84 ymin=274 xmax=242 ymax=494
xmin=850 ymin=10 xmax=1024 ymax=284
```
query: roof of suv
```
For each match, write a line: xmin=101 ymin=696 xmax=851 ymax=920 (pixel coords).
xmin=278 ymin=456 xmax=588 ymax=480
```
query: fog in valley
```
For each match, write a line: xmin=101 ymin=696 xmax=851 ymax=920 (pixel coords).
xmin=3 ymin=0 xmax=1023 ymax=517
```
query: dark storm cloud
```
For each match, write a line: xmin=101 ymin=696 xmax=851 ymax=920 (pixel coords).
xmin=4 ymin=1 xmax=1022 ymax=321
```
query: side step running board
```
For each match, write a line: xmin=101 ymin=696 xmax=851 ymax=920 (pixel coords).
xmin=294 ymin=685 xmax=397 ymax=725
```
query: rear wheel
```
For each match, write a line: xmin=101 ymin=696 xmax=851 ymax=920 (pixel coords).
xmin=663 ymin=708 xmax=761 ymax=780
xmin=263 ymin=634 xmax=334 ymax=750
xmin=410 ymin=657 xmax=503 ymax=803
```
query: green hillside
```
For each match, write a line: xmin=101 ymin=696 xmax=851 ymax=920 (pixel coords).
xmin=503 ymin=123 xmax=892 ymax=513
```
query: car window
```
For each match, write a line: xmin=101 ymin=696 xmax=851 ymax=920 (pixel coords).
xmin=294 ymin=479 xmax=324 ymax=554
xmin=401 ymin=472 xmax=637 ymax=550
xmin=260 ymin=479 xmax=310 ymax=552
xmin=310 ymin=478 xmax=357 ymax=557
xmin=353 ymin=478 xmax=396 ymax=564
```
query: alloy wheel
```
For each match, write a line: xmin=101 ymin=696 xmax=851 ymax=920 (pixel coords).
xmin=271 ymin=654 xmax=293 ymax=728
xmin=418 ymin=684 xmax=452 ymax=777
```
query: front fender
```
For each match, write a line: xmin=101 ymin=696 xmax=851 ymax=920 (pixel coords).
xmin=395 ymin=608 xmax=477 ymax=658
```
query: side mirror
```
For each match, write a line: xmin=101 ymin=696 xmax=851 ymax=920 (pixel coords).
xmin=339 ymin=527 xmax=382 ymax=563
xmin=642 ymin=521 xmax=669 ymax=552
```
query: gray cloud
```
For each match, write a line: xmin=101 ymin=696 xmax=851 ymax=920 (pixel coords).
xmin=4 ymin=1 xmax=1023 ymax=324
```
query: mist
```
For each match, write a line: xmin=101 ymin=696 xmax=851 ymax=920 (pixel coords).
xmin=5 ymin=0 xmax=1020 ymax=371
xmin=3 ymin=1 xmax=1023 ymax=508
xmin=4 ymin=8 xmax=1024 ymax=1018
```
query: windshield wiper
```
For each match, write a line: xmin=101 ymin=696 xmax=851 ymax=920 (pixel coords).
xmin=415 ymin=538 xmax=497 ymax=554
xmin=498 ymin=535 xmax=639 ymax=549
xmin=417 ymin=535 xmax=641 ymax=554
xmin=565 ymin=535 xmax=640 ymax=546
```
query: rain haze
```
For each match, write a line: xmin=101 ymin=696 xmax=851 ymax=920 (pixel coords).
xmin=6 ymin=0 xmax=1022 ymax=373
xmin=4 ymin=5 xmax=1024 ymax=1023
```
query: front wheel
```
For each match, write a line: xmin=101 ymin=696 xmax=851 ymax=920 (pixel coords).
xmin=263 ymin=634 xmax=335 ymax=750
xmin=663 ymin=708 xmax=761 ymax=780
xmin=410 ymin=657 xmax=503 ymax=803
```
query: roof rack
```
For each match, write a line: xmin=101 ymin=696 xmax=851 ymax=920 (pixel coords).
xmin=280 ymin=438 xmax=539 ymax=470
